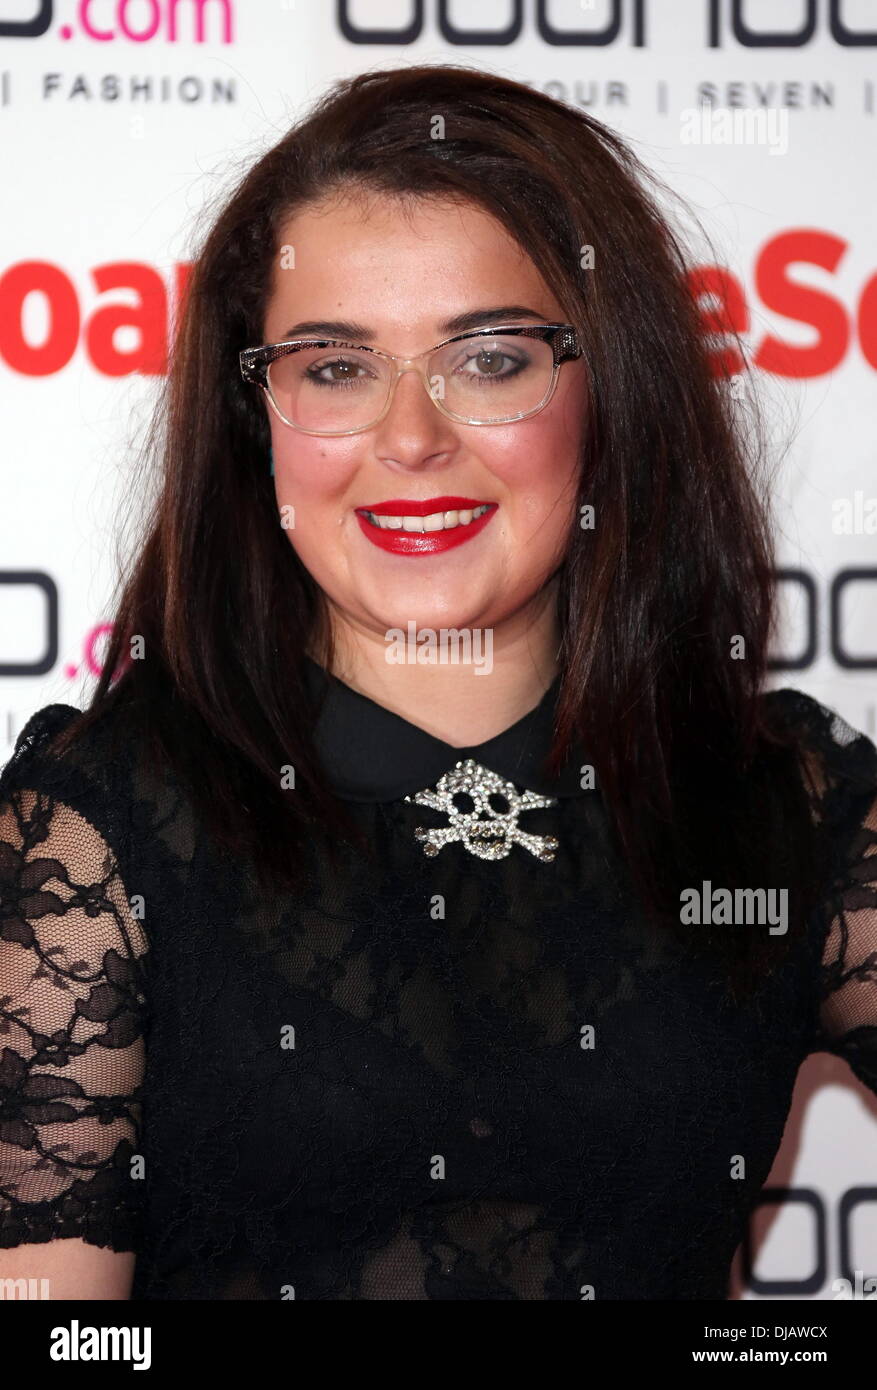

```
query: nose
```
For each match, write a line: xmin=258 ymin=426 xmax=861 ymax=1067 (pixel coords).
xmin=371 ymin=363 xmax=459 ymax=468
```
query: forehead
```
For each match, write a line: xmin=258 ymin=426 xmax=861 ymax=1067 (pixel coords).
xmin=263 ymin=192 xmax=562 ymax=342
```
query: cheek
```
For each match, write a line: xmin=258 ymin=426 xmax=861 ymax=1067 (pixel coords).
xmin=486 ymin=413 xmax=581 ymax=532
xmin=520 ymin=383 xmax=585 ymax=529
xmin=271 ymin=435 xmax=358 ymax=506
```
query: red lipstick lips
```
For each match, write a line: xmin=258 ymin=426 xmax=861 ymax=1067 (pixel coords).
xmin=355 ymin=496 xmax=498 ymax=555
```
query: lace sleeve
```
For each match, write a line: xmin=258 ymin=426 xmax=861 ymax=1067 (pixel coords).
xmin=785 ymin=692 xmax=877 ymax=1096
xmin=0 ymin=715 xmax=148 ymax=1252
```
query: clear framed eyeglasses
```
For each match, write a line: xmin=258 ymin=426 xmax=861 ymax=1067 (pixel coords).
xmin=239 ymin=323 xmax=583 ymax=436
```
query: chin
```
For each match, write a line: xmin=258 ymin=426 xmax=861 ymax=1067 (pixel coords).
xmin=353 ymin=582 xmax=489 ymax=630
xmin=370 ymin=608 xmax=486 ymax=636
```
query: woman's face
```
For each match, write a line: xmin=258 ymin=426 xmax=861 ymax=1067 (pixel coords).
xmin=262 ymin=193 xmax=587 ymax=648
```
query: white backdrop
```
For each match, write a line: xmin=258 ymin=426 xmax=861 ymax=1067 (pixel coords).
xmin=1 ymin=0 xmax=875 ymax=1299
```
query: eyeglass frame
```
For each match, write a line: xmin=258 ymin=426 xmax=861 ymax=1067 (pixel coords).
xmin=239 ymin=322 xmax=583 ymax=436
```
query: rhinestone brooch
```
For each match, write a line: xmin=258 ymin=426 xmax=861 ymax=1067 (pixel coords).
xmin=404 ymin=758 xmax=559 ymax=863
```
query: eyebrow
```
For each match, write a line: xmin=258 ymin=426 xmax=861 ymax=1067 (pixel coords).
xmin=275 ymin=305 xmax=553 ymax=343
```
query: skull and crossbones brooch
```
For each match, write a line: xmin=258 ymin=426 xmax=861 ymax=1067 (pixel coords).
xmin=404 ymin=758 xmax=559 ymax=863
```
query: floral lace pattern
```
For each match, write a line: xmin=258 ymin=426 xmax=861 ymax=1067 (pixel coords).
xmin=0 ymin=773 xmax=148 ymax=1250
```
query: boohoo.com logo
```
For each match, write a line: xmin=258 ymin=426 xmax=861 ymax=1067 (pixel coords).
xmin=337 ymin=0 xmax=877 ymax=48
xmin=0 ymin=0 xmax=233 ymax=42
xmin=50 ymin=1320 xmax=151 ymax=1371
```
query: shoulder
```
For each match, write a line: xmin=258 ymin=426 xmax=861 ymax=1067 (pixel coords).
xmin=760 ymin=685 xmax=874 ymax=762
xmin=759 ymin=686 xmax=877 ymax=802
xmin=1 ymin=701 xmax=86 ymax=800
xmin=758 ymin=687 xmax=877 ymax=893
xmin=0 ymin=690 xmax=157 ymax=872
xmin=1 ymin=693 xmax=136 ymax=796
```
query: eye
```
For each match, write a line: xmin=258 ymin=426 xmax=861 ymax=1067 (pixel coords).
xmin=456 ymin=347 xmax=526 ymax=381
xmin=487 ymin=792 xmax=511 ymax=815
xmin=304 ymin=356 xmax=376 ymax=389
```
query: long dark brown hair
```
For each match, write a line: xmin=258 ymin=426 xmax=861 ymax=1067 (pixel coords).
xmin=60 ymin=64 xmax=826 ymax=997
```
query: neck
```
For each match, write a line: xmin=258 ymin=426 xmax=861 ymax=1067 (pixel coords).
xmin=314 ymin=582 xmax=561 ymax=749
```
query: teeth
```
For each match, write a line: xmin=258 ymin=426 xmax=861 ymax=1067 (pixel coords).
xmin=364 ymin=504 xmax=491 ymax=531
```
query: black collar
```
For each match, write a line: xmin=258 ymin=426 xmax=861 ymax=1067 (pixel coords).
xmin=303 ymin=655 xmax=588 ymax=802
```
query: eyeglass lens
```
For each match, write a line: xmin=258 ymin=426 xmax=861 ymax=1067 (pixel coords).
xmin=265 ymin=332 xmax=556 ymax=430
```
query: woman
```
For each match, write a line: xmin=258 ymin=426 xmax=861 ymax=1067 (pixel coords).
xmin=0 ymin=64 xmax=875 ymax=1301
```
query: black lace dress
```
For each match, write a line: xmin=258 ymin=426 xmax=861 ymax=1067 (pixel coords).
xmin=1 ymin=661 xmax=875 ymax=1299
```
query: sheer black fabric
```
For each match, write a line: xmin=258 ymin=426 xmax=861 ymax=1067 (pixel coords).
xmin=0 ymin=677 xmax=875 ymax=1299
